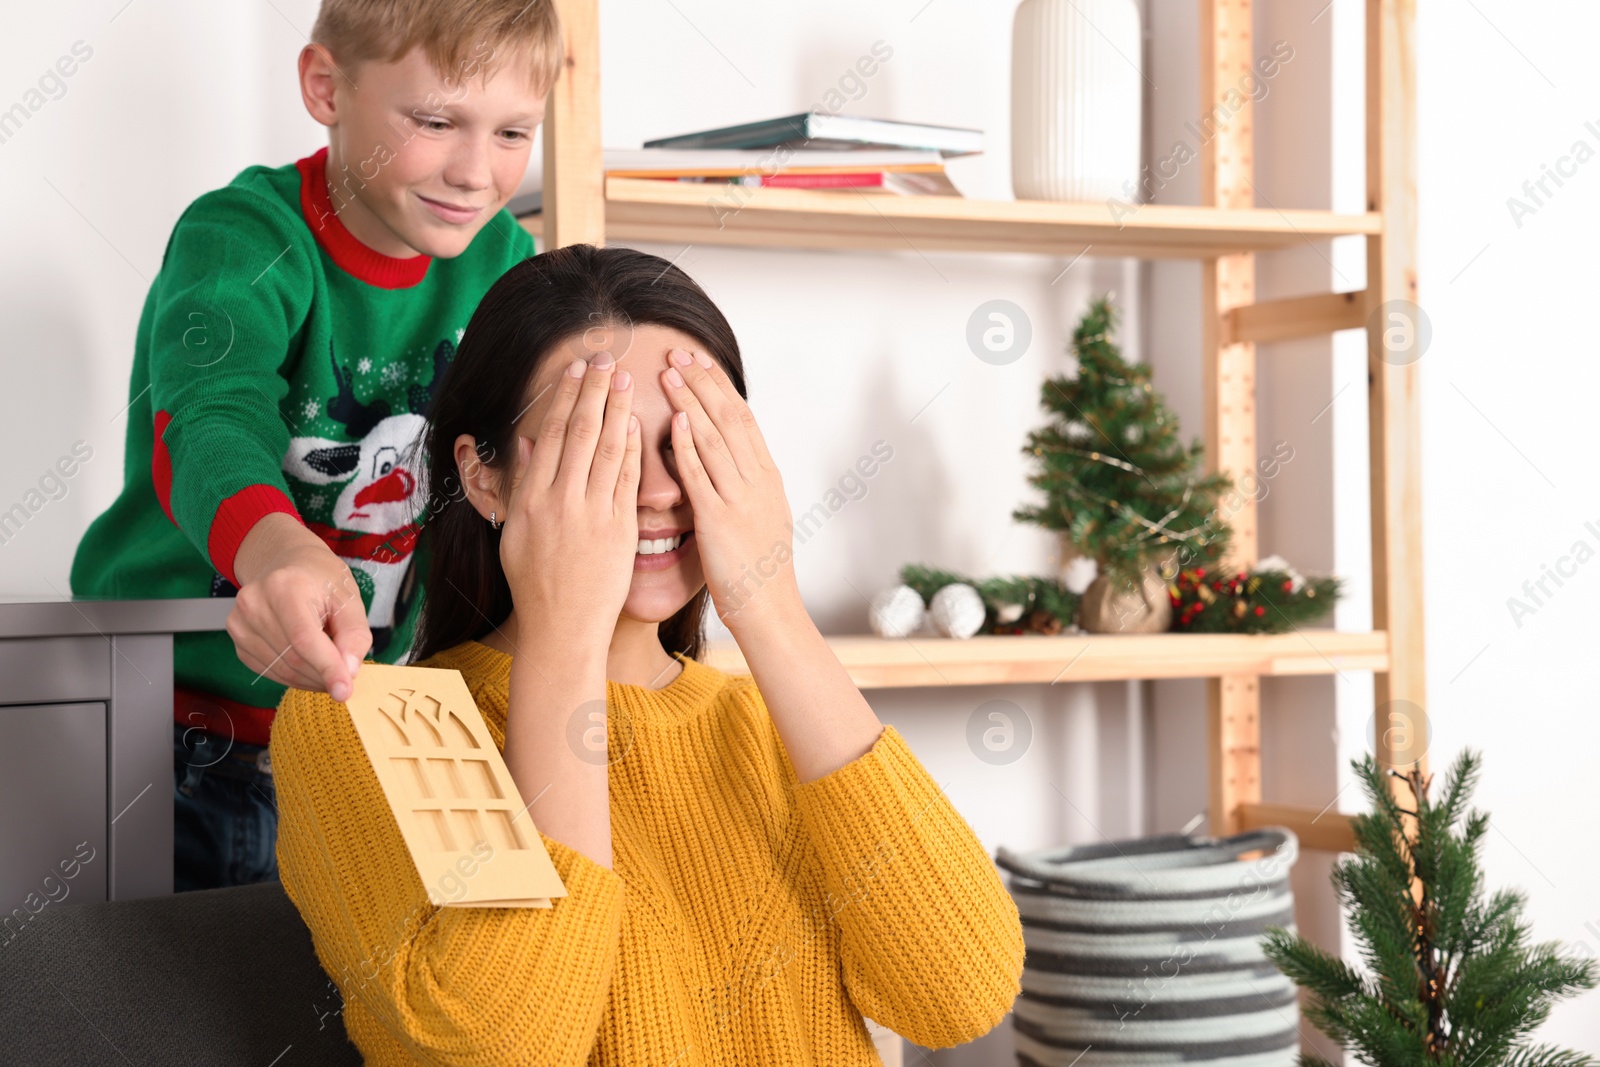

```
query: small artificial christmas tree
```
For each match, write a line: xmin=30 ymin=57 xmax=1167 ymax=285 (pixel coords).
xmin=1262 ymin=750 xmax=1597 ymax=1067
xmin=1013 ymin=296 xmax=1233 ymax=591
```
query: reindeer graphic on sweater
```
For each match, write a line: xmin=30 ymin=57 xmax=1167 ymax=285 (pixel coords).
xmin=282 ymin=340 xmax=453 ymax=631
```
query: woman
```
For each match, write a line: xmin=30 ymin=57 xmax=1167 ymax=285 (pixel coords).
xmin=270 ymin=244 xmax=1024 ymax=1065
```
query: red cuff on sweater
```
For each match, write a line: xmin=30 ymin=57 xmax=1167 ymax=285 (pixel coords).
xmin=153 ymin=410 xmax=176 ymax=525
xmin=209 ymin=485 xmax=304 ymax=587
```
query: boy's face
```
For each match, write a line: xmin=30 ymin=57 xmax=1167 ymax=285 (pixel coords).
xmin=301 ymin=42 xmax=545 ymax=259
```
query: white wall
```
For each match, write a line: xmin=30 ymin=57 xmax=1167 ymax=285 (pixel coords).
xmin=1411 ymin=0 xmax=1600 ymax=1051
xmin=4 ymin=0 xmax=1598 ymax=1060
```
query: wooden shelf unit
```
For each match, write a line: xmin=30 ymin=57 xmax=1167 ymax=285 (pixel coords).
xmin=702 ymin=631 xmax=1389 ymax=689
xmin=520 ymin=176 xmax=1382 ymax=260
xmin=538 ymin=0 xmax=1422 ymax=856
xmin=613 ymin=178 xmax=1383 ymax=256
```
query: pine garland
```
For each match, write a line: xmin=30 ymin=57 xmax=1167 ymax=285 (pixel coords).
xmin=1262 ymin=750 xmax=1597 ymax=1067
xmin=1012 ymin=296 xmax=1234 ymax=590
xmin=1169 ymin=563 xmax=1341 ymax=634
xmin=899 ymin=563 xmax=1080 ymax=635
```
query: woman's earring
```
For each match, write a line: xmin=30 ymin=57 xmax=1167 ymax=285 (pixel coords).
xmin=489 ymin=510 xmax=499 ymax=530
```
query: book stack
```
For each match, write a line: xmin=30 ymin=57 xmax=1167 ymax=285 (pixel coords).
xmin=509 ymin=113 xmax=983 ymax=216
xmin=606 ymin=147 xmax=960 ymax=196
xmin=629 ymin=112 xmax=982 ymax=197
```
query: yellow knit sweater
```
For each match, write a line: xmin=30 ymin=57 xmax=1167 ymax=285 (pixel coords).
xmin=271 ymin=639 xmax=1024 ymax=1065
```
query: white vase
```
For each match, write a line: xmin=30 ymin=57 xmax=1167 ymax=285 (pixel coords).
xmin=1011 ymin=0 xmax=1143 ymax=203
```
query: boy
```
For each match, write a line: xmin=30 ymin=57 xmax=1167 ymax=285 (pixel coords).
xmin=70 ymin=0 xmax=560 ymax=891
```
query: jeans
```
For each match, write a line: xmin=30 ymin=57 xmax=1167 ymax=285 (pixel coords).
xmin=173 ymin=723 xmax=280 ymax=892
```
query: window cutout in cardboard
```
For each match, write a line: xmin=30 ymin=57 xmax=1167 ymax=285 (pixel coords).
xmin=343 ymin=663 xmax=569 ymax=909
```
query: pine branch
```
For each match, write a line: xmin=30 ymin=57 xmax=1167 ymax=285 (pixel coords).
xmin=898 ymin=564 xmax=967 ymax=604
xmin=1435 ymin=749 xmax=1484 ymax=829
xmin=1497 ymin=1043 xmax=1600 ymax=1067
xmin=1263 ymin=926 xmax=1366 ymax=1000
xmin=896 ymin=564 xmax=1080 ymax=634
xmin=1262 ymin=749 xmax=1597 ymax=1067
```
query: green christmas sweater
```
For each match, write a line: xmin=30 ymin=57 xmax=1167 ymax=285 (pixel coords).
xmin=71 ymin=146 xmax=535 ymax=739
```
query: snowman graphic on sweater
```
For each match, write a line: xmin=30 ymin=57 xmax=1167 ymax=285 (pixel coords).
xmin=281 ymin=339 xmax=453 ymax=647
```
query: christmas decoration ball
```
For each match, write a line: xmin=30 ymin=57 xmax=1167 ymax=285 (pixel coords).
xmin=1061 ymin=555 xmax=1098 ymax=595
xmin=929 ymin=583 xmax=986 ymax=639
xmin=869 ymin=585 xmax=926 ymax=638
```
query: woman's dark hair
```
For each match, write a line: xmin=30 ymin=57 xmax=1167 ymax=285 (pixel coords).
xmin=410 ymin=243 xmax=746 ymax=664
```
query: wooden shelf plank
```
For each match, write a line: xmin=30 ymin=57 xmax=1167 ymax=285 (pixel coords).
xmin=580 ymin=177 xmax=1381 ymax=260
xmin=702 ymin=630 xmax=1388 ymax=688
xmin=1239 ymin=802 xmax=1357 ymax=853
xmin=1224 ymin=290 xmax=1369 ymax=346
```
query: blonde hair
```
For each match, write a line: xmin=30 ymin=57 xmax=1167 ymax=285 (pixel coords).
xmin=311 ymin=0 xmax=563 ymax=96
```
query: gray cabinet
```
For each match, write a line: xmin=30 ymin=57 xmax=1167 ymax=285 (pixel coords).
xmin=0 ymin=598 xmax=233 ymax=905
xmin=0 ymin=703 xmax=108 ymax=920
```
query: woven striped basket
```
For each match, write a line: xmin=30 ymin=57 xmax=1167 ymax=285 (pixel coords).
xmin=994 ymin=829 xmax=1301 ymax=1067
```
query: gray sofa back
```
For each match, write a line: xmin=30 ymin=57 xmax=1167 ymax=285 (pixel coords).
xmin=0 ymin=882 xmax=362 ymax=1066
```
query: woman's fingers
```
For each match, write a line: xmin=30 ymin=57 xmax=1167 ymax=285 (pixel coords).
xmin=669 ymin=409 xmax=715 ymax=506
xmin=614 ymin=412 xmax=642 ymax=514
xmin=707 ymin=355 xmax=777 ymax=472
xmin=555 ymin=355 xmax=617 ymax=491
xmin=674 ymin=347 xmax=745 ymax=421
xmin=528 ymin=357 xmax=590 ymax=490
xmin=669 ymin=348 xmax=775 ymax=473
xmin=588 ymin=368 xmax=634 ymax=499
xmin=662 ymin=359 xmax=741 ymax=496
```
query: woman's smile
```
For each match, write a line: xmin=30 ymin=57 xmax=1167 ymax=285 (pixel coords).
xmin=634 ymin=529 xmax=693 ymax=571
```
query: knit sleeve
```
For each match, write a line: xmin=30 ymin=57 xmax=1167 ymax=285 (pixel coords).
xmin=145 ymin=186 xmax=313 ymax=586
xmin=271 ymin=685 xmax=625 ymax=1066
xmin=789 ymin=723 xmax=1024 ymax=1049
